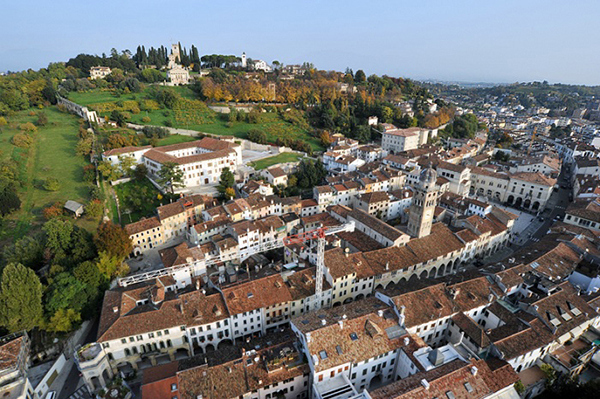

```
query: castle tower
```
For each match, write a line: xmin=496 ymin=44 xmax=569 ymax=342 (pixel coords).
xmin=407 ymin=166 xmax=439 ymax=238
xmin=241 ymin=52 xmax=247 ymax=68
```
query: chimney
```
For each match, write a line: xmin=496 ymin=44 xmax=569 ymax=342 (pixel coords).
xmin=471 ymin=366 xmax=478 ymax=376
xmin=338 ymin=320 xmax=344 ymax=329
xmin=404 ymin=337 xmax=410 ymax=346
xmin=113 ymin=306 xmax=119 ymax=313
xmin=321 ymin=319 xmax=327 ymax=326
xmin=306 ymin=332 xmax=312 ymax=343
xmin=421 ymin=379 xmax=430 ymax=390
xmin=196 ymin=280 xmax=201 ymax=290
xmin=378 ymin=310 xmax=384 ymax=317
xmin=386 ymin=262 xmax=389 ymax=271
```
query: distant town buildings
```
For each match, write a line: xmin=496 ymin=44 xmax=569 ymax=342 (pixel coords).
xmin=90 ymin=66 xmax=111 ymax=79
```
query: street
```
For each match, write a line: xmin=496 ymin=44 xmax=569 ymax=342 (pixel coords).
xmin=59 ymin=318 xmax=99 ymax=399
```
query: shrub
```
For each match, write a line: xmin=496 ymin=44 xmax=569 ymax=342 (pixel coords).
xmin=0 ymin=117 xmax=7 ymax=126
xmin=18 ymin=122 xmax=37 ymax=132
xmin=142 ymin=126 xmax=170 ymax=139
xmin=83 ymin=164 xmax=96 ymax=183
xmin=36 ymin=112 xmax=48 ymax=127
xmin=28 ymin=111 xmax=36 ymax=116
xmin=86 ymin=199 xmax=103 ymax=218
xmin=44 ymin=177 xmax=60 ymax=191
xmin=12 ymin=132 xmax=34 ymax=148
xmin=141 ymin=116 xmax=151 ymax=123
xmin=247 ymin=128 xmax=267 ymax=144
xmin=43 ymin=202 xmax=64 ymax=219
xmin=164 ymin=119 xmax=173 ymax=127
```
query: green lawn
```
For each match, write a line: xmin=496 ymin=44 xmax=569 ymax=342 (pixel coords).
xmin=113 ymin=178 xmax=168 ymax=225
xmin=250 ymin=152 xmax=303 ymax=170
xmin=68 ymin=88 xmax=323 ymax=151
xmin=0 ymin=107 xmax=94 ymax=240
xmin=154 ymin=134 xmax=198 ymax=146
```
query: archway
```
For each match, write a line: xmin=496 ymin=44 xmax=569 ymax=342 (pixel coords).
xmin=524 ymin=199 xmax=531 ymax=209
xmin=343 ymin=298 xmax=353 ymax=304
xmin=507 ymin=195 xmax=514 ymax=205
xmin=408 ymin=273 xmax=419 ymax=283
xmin=175 ymin=348 xmax=190 ymax=360
xmin=355 ymin=294 xmax=365 ymax=301
xmin=369 ymin=374 xmax=383 ymax=390
xmin=514 ymin=197 xmax=523 ymax=208
xmin=375 ymin=284 xmax=384 ymax=291
xmin=204 ymin=344 xmax=216 ymax=353
xmin=430 ymin=267 xmax=438 ymax=278
xmin=419 ymin=270 xmax=428 ymax=279
xmin=532 ymin=201 xmax=540 ymax=211
xmin=333 ymin=302 xmax=342 ymax=307
xmin=217 ymin=339 xmax=234 ymax=350
xmin=91 ymin=376 xmax=101 ymax=390
xmin=102 ymin=369 xmax=111 ymax=384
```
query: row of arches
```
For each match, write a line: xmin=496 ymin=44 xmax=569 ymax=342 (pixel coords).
xmin=506 ymin=195 xmax=541 ymax=211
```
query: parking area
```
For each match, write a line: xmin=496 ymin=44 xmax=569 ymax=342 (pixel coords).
xmin=242 ymin=149 xmax=273 ymax=164
xmin=126 ymin=236 xmax=186 ymax=274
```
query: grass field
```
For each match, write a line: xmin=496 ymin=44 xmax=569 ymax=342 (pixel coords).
xmin=113 ymin=178 xmax=167 ymax=225
xmin=154 ymin=134 xmax=197 ymax=146
xmin=250 ymin=152 xmax=303 ymax=170
xmin=0 ymin=107 xmax=94 ymax=240
xmin=69 ymin=88 xmax=323 ymax=151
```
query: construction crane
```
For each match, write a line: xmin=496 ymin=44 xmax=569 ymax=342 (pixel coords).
xmin=118 ymin=221 xmax=356 ymax=305
xmin=527 ymin=125 xmax=538 ymax=156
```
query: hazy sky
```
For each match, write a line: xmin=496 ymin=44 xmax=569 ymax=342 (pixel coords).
xmin=2 ymin=0 xmax=600 ymax=85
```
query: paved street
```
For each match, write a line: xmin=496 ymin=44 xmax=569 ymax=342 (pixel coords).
xmin=58 ymin=318 xmax=99 ymax=399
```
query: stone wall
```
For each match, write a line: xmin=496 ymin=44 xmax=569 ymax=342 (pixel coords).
xmin=57 ymin=96 xmax=100 ymax=124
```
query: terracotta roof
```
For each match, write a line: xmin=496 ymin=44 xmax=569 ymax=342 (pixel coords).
xmin=451 ymin=312 xmax=491 ymax=348
xmin=292 ymin=298 xmax=403 ymax=372
xmin=180 ymin=291 xmax=229 ymax=326
xmin=358 ymin=191 xmax=390 ymax=204
xmin=0 ymin=335 xmax=25 ymax=371
xmin=157 ymin=194 xmax=213 ymax=220
xmin=159 ymin=242 xmax=204 ymax=268
xmin=103 ymin=145 xmax=152 ymax=157
xmin=266 ymin=167 xmax=286 ymax=178
xmin=222 ymin=274 xmax=293 ymax=315
xmin=510 ymin=172 xmax=557 ymax=187
xmin=125 ymin=216 xmax=162 ymax=236
xmin=566 ymin=200 xmax=600 ymax=223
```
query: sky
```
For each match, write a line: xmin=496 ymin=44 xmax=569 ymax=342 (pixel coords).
xmin=2 ymin=0 xmax=600 ymax=85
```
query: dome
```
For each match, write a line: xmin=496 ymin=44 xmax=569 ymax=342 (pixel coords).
xmin=419 ymin=166 xmax=437 ymax=186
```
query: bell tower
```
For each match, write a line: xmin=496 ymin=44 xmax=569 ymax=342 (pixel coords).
xmin=407 ymin=166 xmax=439 ymax=238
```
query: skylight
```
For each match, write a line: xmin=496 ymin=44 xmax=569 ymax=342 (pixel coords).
xmin=319 ymin=350 xmax=328 ymax=360
xmin=350 ymin=332 xmax=359 ymax=341
xmin=336 ymin=345 xmax=343 ymax=355
xmin=464 ymin=382 xmax=474 ymax=393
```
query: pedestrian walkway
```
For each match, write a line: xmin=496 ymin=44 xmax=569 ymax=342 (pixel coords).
xmin=66 ymin=385 xmax=92 ymax=399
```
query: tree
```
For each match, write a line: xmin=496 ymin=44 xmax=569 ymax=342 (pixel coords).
xmin=95 ymin=221 xmax=132 ymax=261
xmin=86 ymin=199 xmax=103 ymax=219
xmin=354 ymin=70 xmax=366 ymax=83
xmin=157 ymin=162 xmax=184 ymax=194
xmin=75 ymin=137 xmax=93 ymax=156
xmin=48 ymin=308 xmax=81 ymax=333
xmin=45 ymin=272 xmax=88 ymax=314
xmin=0 ymin=185 xmax=21 ymax=216
xmin=133 ymin=164 xmax=148 ymax=180
xmin=0 ymin=263 xmax=44 ymax=332
xmin=118 ymin=155 xmax=136 ymax=177
xmin=218 ymin=167 xmax=235 ymax=198
xmin=3 ymin=236 xmax=44 ymax=270
xmin=43 ymin=219 xmax=74 ymax=259
xmin=96 ymin=251 xmax=128 ymax=279
xmin=97 ymin=160 xmax=120 ymax=181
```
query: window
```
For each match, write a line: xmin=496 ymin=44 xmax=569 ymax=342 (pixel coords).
xmin=171 ymin=383 xmax=177 ymax=392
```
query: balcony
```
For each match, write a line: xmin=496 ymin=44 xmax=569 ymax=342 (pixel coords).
xmin=76 ymin=343 xmax=105 ymax=370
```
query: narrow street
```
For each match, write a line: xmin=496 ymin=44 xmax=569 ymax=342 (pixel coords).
xmin=58 ymin=318 xmax=99 ymax=399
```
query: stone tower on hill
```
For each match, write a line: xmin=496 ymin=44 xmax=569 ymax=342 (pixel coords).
xmin=407 ymin=166 xmax=439 ymax=238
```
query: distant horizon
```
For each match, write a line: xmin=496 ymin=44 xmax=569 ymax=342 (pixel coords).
xmin=3 ymin=52 xmax=598 ymax=89
xmin=2 ymin=0 xmax=600 ymax=86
